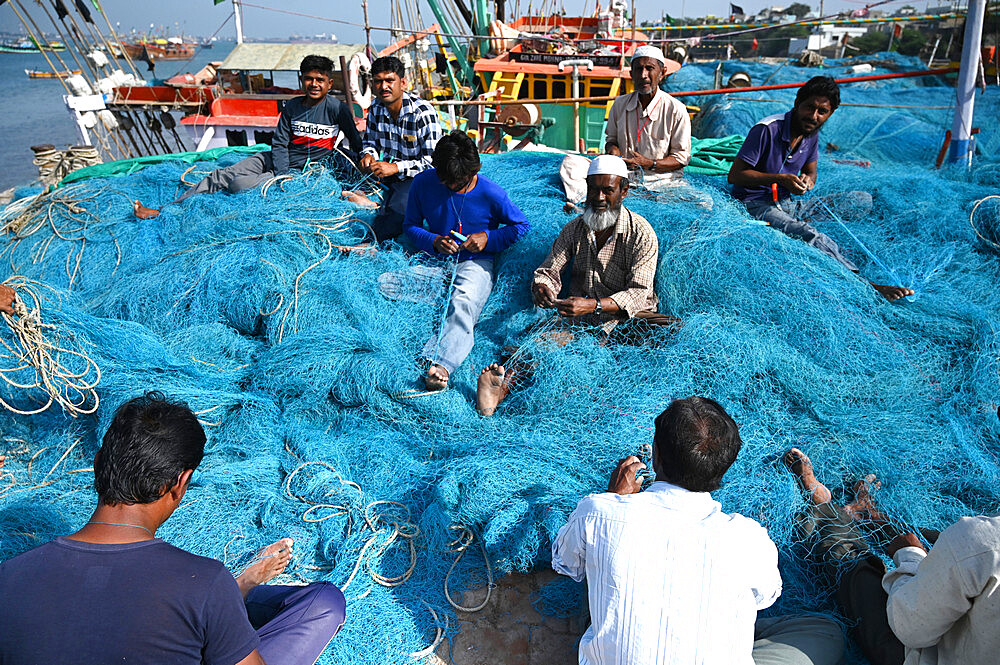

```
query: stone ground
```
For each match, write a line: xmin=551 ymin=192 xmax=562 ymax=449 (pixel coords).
xmin=430 ymin=569 xmax=585 ymax=665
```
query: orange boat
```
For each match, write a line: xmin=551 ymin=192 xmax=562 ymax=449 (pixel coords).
xmin=25 ymin=68 xmax=82 ymax=79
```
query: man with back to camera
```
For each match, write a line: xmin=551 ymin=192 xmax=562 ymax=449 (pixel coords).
xmin=728 ymin=76 xmax=913 ymax=301
xmin=346 ymin=55 xmax=442 ymax=243
xmin=403 ymin=130 xmax=530 ymax=391
xmin=552 ymin=396 xmax=845 ymax=665
xmin=133 ymin=55 xmax=363 ymax=219
xmin=0 ymin=391 xmax=346 ymax=665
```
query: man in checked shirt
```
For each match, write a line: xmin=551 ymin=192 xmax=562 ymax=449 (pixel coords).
xmin=356 ymin=56 xmax=443 ymax=242
xmin=476 ymin=155 xmax=677 ymax=416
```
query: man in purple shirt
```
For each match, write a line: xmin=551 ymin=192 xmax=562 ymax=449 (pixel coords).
xmin=729 ymin=77 xmax=912 ymax=301
xmin=403 ymin=130 xmax=530 ymax=391
xmin=0 ymin=391 xmax=346 ymax=665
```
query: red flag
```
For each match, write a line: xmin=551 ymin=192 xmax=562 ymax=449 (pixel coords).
xmin=893 ymin=23 xmax=903 ymax=38
xmin=752 ymin=37 xmax=758 ymax=50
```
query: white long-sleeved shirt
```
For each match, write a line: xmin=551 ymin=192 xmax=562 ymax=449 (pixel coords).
xmin=552 ymin=481 xmax=782 ymax=665
xmin=882 ymin=514 xmax=1000 ymax=665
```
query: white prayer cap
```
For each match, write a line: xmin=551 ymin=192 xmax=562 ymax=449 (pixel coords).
xmin=587 ymin=155 xmax=629 ymax=179
xmin=631 ymin=44 xmax=666 ymax=65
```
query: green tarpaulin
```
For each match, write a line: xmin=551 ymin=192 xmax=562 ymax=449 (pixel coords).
xmin=687 ymin=135 xmax=745 ymax=176
xmin=57 ymin=144 xmax=270 ymax=187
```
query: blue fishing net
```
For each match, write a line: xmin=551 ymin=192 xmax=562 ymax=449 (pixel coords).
xmin=1 ymin=55 xmax=999 ymax=664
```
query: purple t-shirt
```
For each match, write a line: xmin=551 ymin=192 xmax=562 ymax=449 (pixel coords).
xmin=0 ymin=537 xmax=259 ymax=665
xmin=732 ymin=111 xmax=819 ymax=204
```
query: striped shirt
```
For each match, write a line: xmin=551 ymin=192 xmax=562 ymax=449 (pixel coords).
xmin=361 ymin=92 xmax=442 ymax=178
xmin=532 ymin=206 xmax=659 ymax=330
xmin=552 ymin=482 xmax=782 ymax=665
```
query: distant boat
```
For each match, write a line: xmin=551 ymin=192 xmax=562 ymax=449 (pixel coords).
xmin=114 ymin=37 xmax=196 ymax=61
xmin=25 ymin=68 xmax=82 ymax=78
xmin=0 ymin=38 xmax=66 ymax=53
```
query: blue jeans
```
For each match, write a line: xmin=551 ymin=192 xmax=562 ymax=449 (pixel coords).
xmin=371 ymin=176 xmax=414 ymax=242
xmin=744 ymin=191 xmax=873 ymax=273
xmin=246 ymin=582 xmax=346 ymax=665
xmin=422 ymin=255 xmax=495 ymax=374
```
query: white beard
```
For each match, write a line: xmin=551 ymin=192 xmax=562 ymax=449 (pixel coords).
xmin=582 ymin=206 xmax=619 ymax=232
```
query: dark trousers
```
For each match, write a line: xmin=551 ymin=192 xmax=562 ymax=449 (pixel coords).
xmin=245 ymin=582 xmax=346 ymax=665
xmin=371 ymin=176 xmax=414 ymax=242
xmin=803 ymin=503 xmax=904 ymax=665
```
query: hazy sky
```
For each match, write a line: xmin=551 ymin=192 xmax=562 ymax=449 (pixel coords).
xmin=1 ymin=0 xmax=927 ymax=43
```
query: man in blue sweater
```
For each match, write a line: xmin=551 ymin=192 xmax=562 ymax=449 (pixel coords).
xmin=403 ymin=130 xmax=530 ymax=391
xmin=133 ymin=55 xmax=362 ymax=219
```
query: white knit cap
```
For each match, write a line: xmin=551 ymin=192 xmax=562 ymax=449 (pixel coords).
xmin=587 ymin=155 xmax=630 ymax=179
xmin=632 ymin=44 xmax=666 ymax=65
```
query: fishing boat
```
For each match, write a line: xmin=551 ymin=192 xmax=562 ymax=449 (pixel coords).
xmin=0 ymin=38 xmax=65 ymax=53
xmin=25 ymin=68 xmax=82 ymax=79
xmin=115 ymin=37 xmax=197 ymax=61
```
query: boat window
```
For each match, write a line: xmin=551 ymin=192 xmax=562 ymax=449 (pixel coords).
xmin=588 ymin=78 xmax=612 ymax=97
xmin=552 ymin=79 xmax=566 ymax=98
xmin=532 ymin=75 xmax=547 ymax=99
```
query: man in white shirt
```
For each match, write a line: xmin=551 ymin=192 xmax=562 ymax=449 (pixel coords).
xmin=552 ymin=396 xmax=844 ymax=665
xmin=786 ymin=447 xmax=1000 ymax=665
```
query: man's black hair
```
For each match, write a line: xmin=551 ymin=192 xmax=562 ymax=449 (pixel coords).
xmin=299 ymin=54 xmax=335 ymax=78
xmin=432 ymin=130 xmax=481 ymax=184
xmin=94 ymin=391 xmax=206 ymax=505
xmin=371 ymin=56 xmax=405 ymax=79
xmin=795 ymin=76 xmax=840 ymax=111
xmin=653 ymin=396 xmax=742 ymax=493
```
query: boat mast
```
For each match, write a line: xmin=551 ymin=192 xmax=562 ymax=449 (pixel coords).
xmin=233 ymin=0 xmax=245 ymax=45
xmin=424 ymin=0 xmax=476 ymax=86
xmin=947 ymin=0 xmax=986 ymax=166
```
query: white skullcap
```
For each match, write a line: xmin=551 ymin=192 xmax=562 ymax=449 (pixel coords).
xmin=587 ymin=154 xmax=629 ymax=179
xmin=632 ymin=44 xmax=666 ymax=65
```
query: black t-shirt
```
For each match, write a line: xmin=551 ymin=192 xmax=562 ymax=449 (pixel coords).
xmin=0 ymin=537 xmax=259 ymax=665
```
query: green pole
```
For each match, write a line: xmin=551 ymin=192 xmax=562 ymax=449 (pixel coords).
xmin=425 ymin=0 xmax=476 ymax=89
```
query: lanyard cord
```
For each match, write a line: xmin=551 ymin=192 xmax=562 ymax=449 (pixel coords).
xmin=635 ymin=94 xmax=663 ymax=144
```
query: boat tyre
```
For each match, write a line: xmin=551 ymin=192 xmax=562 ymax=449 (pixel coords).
xmin=349 ymin=52 xmax=372 ymax=110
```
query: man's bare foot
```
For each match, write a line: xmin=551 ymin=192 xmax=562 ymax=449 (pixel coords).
xmin=843 ymin=474 xmax=888 ymax=523
xmin=235 ymin=537 xmax=293 ymax=598
xmin=425 ymin=364 xmax=449 ymax=391
xmin=563 ymin=201 xmax=581 ymax=214
xmin=133 ymin=201 xmax=160 ymax=219
xmin=342 ymin=190 xmax=378 ymax=209
xmin=338 ymin=242 xmax=377 ymax=257
xmin=476 ymin=363 xmax=507 ymax=417
xmin=870 ymin=282 xmax=914 ymax=301
xmin=783 ymin=448 xmax=832 ymax=505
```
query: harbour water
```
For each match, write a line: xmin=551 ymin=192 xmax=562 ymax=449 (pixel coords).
xmin=0 ymin=42 xmax=235 ymax=191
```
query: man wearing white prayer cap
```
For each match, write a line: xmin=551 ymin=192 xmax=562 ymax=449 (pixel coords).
xmin=605 ymin=44 xmax=707 ymax=202
xmin=476 ymin=153 xmax=678 ymax=417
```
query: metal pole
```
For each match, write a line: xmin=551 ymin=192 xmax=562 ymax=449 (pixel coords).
xmin=363 ymin=0 xmax=372 ymax=57
xmin=559 ymin=58 xmax=593 ymax=152
xmin=948 ymin=0 xmax=987 ymax=165
xmin=233 ymin=0 xmax=245 ymax=45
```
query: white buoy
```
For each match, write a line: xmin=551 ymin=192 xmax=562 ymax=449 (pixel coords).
xmin=948 ymin=0 xmax=987 ymax=166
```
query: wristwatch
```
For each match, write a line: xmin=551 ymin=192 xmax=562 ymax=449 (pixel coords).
xmin=651 ymin=159 xmax=658 ymax=171
xmin=594 ymin=298 xmax=603 ymax=315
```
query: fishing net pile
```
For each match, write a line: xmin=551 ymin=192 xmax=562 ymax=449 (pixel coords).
xmin=1 ymin=52 xmax=999 ymax=664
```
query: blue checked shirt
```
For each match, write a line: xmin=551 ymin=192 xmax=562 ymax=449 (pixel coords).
xmin=361 ymin=93 xmax=442 ymax=178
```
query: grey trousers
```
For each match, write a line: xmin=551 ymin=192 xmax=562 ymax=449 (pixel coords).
xmin=744 ymin=192 xmax=873 ymax=273
xmin=753 ymin=614 xmax=845 ymax=665
xmin=173 ymin=152 xmax=275 ymax=205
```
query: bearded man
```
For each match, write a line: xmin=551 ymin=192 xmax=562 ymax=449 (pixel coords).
xmin=476 ymin=155 xmax=674 ymax=416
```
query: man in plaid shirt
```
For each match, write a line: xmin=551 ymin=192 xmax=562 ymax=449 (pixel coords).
xmin=359 ymin=56 xmax=443 ymax=242
xmin=476 ymin=155 xmax=678 ymax=417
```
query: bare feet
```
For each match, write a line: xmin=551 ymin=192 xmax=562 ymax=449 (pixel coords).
xmin=425 ymin=364 xmax=449 ymax=391
xmin=133 ymin=200 xmax=160 ymax=219
xmin=563 ymin=201 xmax=581 ymax=214
xmin=843 ymin=474 xmax=887 ymax=523
xmin=476 ymin=363 xmax=508 ymax=417
xmin=783 ymin=448 xmax=832 ymax=505
xmin=870 ymin=282 xmax=914 ymax=302
xmin=235 ymin=537 xmax=293 ymax=599
xmin=341 ymin=190 xmax=378 ymax=209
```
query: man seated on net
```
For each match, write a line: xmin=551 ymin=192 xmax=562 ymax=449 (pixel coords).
xmin=728 ymin=75 xmax=912 ymax=301
xmin=134 ymin=54 xmax=362 ymax=219
xmin=403 ymin=130 xmax=530 ymax=392
xmin=552 ymin=396 xmax=845 ymax=665
xmin=476 ymin=155 xmax=677 ymax=417
xmin=785 ymin=447 xmax=1000 ymax=665
xmin=0 ymin=391 xmax=346 ymax=665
